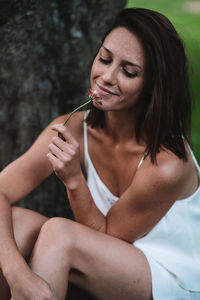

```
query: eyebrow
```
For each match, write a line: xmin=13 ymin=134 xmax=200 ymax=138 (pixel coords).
xmin=102 ymin=45 xmax=143 ymax=70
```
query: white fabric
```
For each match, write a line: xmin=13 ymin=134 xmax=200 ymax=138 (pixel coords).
xmin=146 ymin=253 xmax=200 ymax=300
xmin=83 ymin=117 xmax=200 ymax=295
xmin=134 ymin=150 xmax=200 ymax=292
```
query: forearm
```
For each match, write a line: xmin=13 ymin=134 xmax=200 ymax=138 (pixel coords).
xmin=0 ymin=193 xmax=26 ymax=279
xmin=47 ymin=124 xmax=107 ymax=231
xmin=66 ymin=173 xmax=107 ymax=232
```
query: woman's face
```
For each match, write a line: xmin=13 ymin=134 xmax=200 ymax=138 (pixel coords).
xmin=90 ymin=27 xmax=146 ymax=111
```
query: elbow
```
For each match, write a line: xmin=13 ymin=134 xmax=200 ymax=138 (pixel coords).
xmin=105 ymin=219 xmax=135 ymax=244
xmin=0 ymin=190 xmax=11 ymax=204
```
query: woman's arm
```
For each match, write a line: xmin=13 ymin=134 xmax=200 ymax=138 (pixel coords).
xmin=0 ymin=116 xmax=64 ymax=296
xmin=0 ymin=116 xmax=65 ymax=204
xmin=48 ymin=123 xmax=191 ymax=243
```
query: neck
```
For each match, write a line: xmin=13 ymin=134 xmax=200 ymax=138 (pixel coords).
xmin=104 ymin=109 xmax=139 ymax=143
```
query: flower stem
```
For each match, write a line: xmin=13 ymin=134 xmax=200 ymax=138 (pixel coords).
xmin=63 ymin=97 xmax=92 ymax=126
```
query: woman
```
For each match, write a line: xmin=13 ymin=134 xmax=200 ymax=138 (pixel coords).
xmin=0 ymin=8 xmax=199 ymax=300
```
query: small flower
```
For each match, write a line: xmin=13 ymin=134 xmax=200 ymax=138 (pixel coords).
xmin=63 ymin=89 xmax=101 ymax=126
xmin=87 ymin=88 xmax=102 ymax=106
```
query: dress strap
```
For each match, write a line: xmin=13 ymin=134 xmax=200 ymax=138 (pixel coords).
xmin=137 ymin=151 xmax=148 ymax=169
xmin=187 ymin=143 xmax=200 ymax=173
xmin=83 ymin=111 xmax=90 ymax=167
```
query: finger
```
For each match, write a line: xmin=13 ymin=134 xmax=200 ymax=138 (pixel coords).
xmin=52 ymin=135 xmax=75 ymax=153
xmin=48 ymin=143 xmax=68 ymax=160
xmin=51 ymin=124 xmax=78 ymax=146
xmin=47 ymin=152 xmax=61 ymax=168
xmin=49 ymin=141 xmax=76 ymax=160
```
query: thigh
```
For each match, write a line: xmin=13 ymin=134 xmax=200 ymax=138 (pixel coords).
xmin=12 ymin=206 xmax=48 ymax=259
xmin=62 ymin=220 xmax=152 ymax=300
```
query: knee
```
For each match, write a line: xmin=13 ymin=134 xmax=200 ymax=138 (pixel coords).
xmin=12 ymin=206 xmax=47 ymax=259
xmin=38 ymin=217 xmax=76 ymax=253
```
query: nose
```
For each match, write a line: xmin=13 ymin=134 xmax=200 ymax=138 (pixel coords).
xmin=101 ymin=65 xmax=117 ymax=85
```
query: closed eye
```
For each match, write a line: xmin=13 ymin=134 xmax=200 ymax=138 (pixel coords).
xmin=99 ymin=57 xmax=111 ymax=64
xmin=123 ymin=68 xmax=137 ymax=78
xmin=99 ymin=56 xmax=137 ymax=78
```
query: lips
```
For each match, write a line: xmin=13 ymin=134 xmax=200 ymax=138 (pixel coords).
xmin=96 ymin=82 xmax=118 ymax=96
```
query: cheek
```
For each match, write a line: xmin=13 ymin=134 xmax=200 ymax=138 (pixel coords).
xmin=127 ymin=79 xmax=144 ymax=95
xmin=119 ymin=79 xmax=144 ymax=102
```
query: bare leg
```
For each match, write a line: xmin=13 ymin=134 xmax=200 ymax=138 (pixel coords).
xmin=30 ymin=218 xmax=152 ymax=300
xmin=0 ymin=206 xmax=47 ymax=300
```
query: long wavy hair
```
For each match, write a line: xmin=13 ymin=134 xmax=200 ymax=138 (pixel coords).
xmin=86 ymin=8 xmax=191 ymax=162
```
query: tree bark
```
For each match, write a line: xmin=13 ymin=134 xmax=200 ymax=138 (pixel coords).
xmin=0 ymin=0 xmax=126 ymax=219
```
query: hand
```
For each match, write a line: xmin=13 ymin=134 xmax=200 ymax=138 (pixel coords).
xmin=47 ymin=124 xmax=82 ymax=189
xmin=9 ymin=268 xmax=57 ymax=300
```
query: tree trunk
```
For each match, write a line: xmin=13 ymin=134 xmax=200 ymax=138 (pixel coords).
xmin=0 ymin=0 xmax=126 ymax=219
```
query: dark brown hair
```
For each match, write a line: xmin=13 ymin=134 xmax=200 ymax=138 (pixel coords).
xmin=86 ymin=8 xmax=191 ymax=162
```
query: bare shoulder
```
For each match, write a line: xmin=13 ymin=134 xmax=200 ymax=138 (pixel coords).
xmin=52 ymin=111 xmax=85 ymax=140
xmin=50 ymin=111 xmax=85 ymax=127
xmin=151 ymin=149 xmax=185 ymax=183
xmin=135 ymin=147 xmax=197 ymax=202
xmin=35 ymin=111 xmax=85 ymax=145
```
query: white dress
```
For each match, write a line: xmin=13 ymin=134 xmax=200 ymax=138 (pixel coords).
xmin=83 ymin=118 xmax=200 ymax=299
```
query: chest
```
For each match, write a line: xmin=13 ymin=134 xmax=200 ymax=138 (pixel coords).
xmin=87 ymin=130 xmax=145 ymax=197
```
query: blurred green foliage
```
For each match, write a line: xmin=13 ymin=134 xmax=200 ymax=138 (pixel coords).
xmin=126 ymin=0 xmax=200 ymax=161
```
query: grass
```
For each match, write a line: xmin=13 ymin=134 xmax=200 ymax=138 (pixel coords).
xmin=126 ymin=0 xmax=200 ymax=161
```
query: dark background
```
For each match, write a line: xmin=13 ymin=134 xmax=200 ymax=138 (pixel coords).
xmin=0 ymin=0 xmax=126 ymax=220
